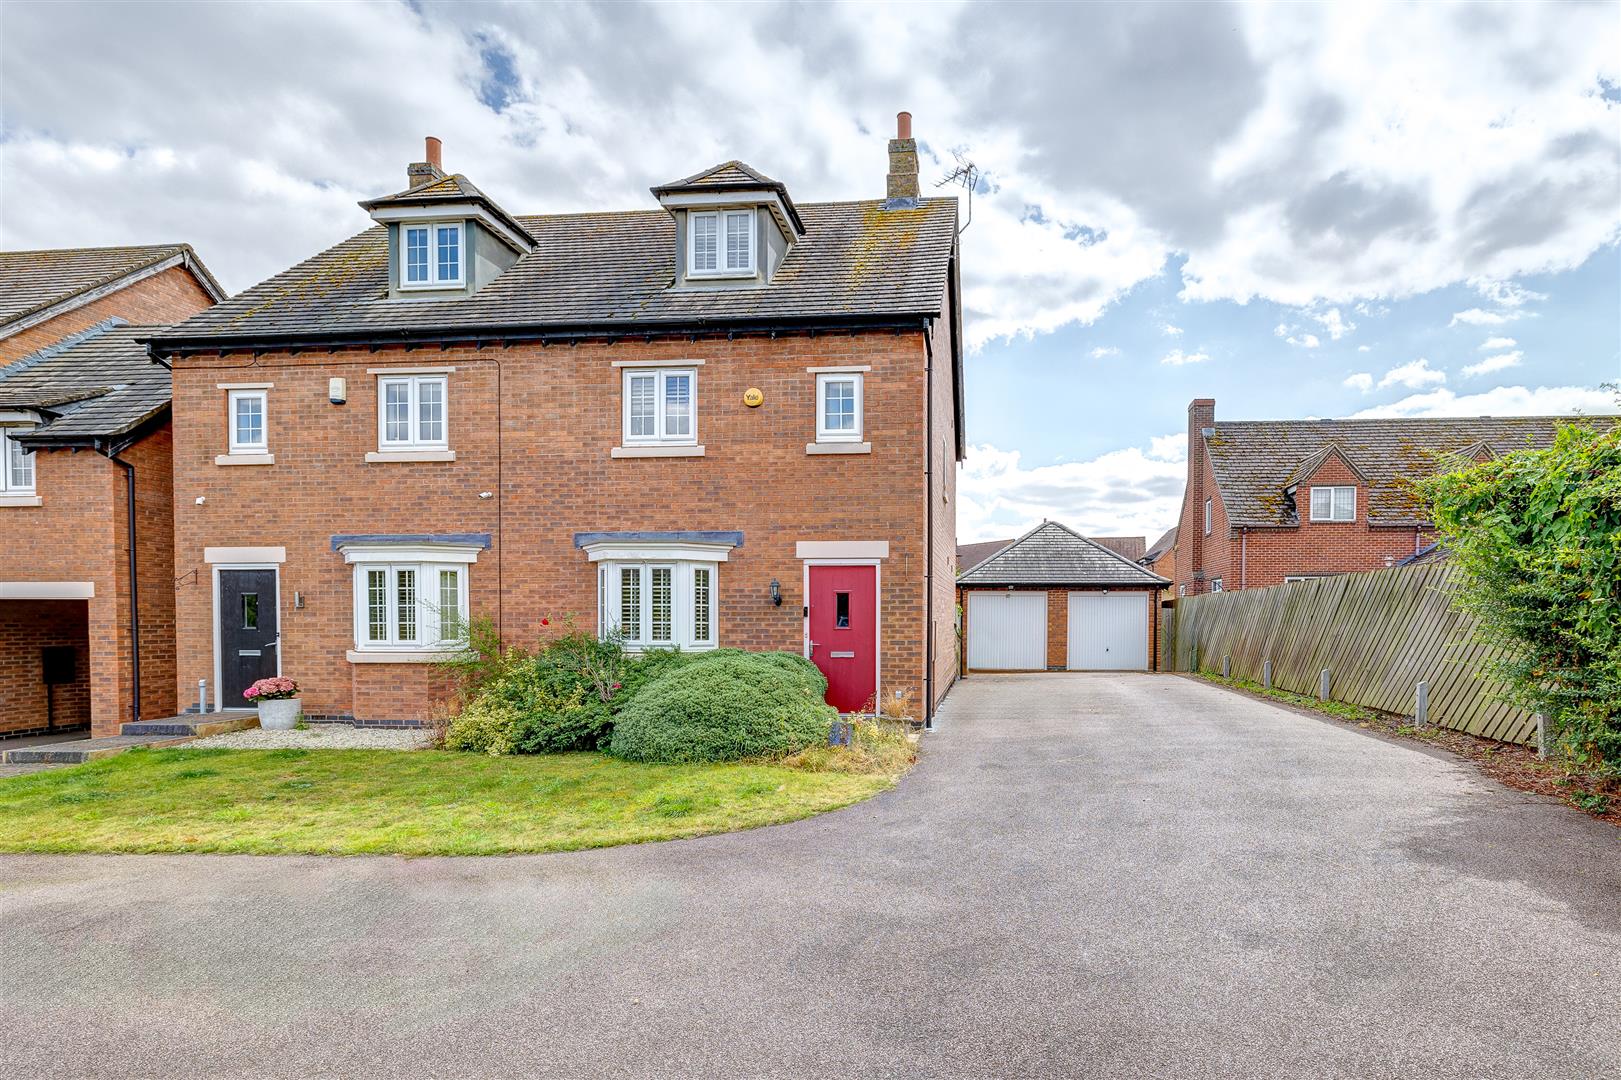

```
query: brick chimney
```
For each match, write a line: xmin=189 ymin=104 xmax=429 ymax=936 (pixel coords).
xmin=886 ymin=111 xmax=920 ymax=201
xmin=407 ymin=136 xmax=445 ymax=189
xmin=1185 ymin=398 xmax=1216 ymax=585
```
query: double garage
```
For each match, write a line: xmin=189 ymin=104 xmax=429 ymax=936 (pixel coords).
xmin=958 ymin=522 xmax=1169 ymax=673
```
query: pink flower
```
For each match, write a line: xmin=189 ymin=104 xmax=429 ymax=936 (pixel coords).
xmin=612 ymin=682 xmax=622 ymax=690
xmin=244 ymin=676 xmax=300 ymax=701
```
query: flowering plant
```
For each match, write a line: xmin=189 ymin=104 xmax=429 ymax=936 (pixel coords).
xmin=244 ymin=676 xmax=300 ymax=702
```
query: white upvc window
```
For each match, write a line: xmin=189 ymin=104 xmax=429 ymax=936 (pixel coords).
xmin=400 ymin=222 xmax=464 ymax=289
xmin=352 ymin=561 xmax=468 ymax=651
xmin=688 ymin=209 xmax=755 ymax=278
xmin=598 ymin=560 xmax=718 ymax=651
xmin=816 ymin=373 xmax=864 ymax=443
xmin=1 ymin=428 xmax=35 ymax=495
xmin=1309 ymin=485 xmax=1357 ymax=523
xmin=1204 ymin=498 xmax=1212 ymax=535
xmin=227 ymin=389 xmax=268 ymax=454
xmin=378 ymin=375 xmax=449 ymax=451
xmin=622 ymin=368 xmax=697 ymax=446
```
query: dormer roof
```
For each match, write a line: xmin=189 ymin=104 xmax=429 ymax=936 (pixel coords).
xmin=1283 ymin=441 xmax=1368 ymax=488
xmin=651 ymin=159 xmax=806 ymax=236
xmin=359 ymin=172 xmax=536 ymax=253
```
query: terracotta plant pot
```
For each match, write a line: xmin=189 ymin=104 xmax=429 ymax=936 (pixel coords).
xmin=257 ymin=697 xmax=302 ymax=731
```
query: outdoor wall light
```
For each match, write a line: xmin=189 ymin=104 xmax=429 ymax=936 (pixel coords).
xmin=770 ymin=579 xmax=782 ymax=606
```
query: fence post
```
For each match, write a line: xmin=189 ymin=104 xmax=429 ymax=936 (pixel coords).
xmin=1536 ymin=713 xmax=1548 ymax=760
xmin=1191 ymin=645 xmax=1198 ymax=674
xmin=1414 ymin=681 xmax=1429 ymax=727
xmin=1319 ymin=668 xmax=1331 ymax=701
xmin=1262 ymin=660 xmax=1272 ymax=690
xmin=1222 ymin=654 xmax=1231 ymax=678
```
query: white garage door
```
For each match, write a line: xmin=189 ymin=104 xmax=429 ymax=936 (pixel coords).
xmin=1067 ymin=592 xmax=1148 ymax=670
xmin=967 ymin=591 xmax=1046 ymax=671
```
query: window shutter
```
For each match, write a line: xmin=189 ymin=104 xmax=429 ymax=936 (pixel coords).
xmin=725 ymin=212 xmax=752 ymax=271
xmin=691 ymin=214 xmax=718 ymax=272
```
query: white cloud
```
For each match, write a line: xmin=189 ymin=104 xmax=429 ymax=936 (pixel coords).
xmin=1479 ymin=336 xmax=1518 ymax=350
xmin=1286 ymin=332 xmax=1321 ymax=348
xmin=1160 ymin=348 xmax=1210 ymax=366
xmin=1161 ymin=323 xmax=1184 ymax=336
xmin=1343 ymin=372 xmax=1374 ymax=392
xmin=1309 ymin=307 xmax=1355 ymax=340
xmin=1089 ymin=345 xmax=1121 ymax=358
xmin=1378 ymin=357 xmax=1447 ymax=389
xmin=1448 ymin=307 xmax=1527 ymax=327
xmin=1356 ymin=344 xmax=1372 ymax=352
xmin=957 ymin=436 xmax=1186 ymax=543
xmin=1471 ymin=279 xmax=1548 ymax=308
xmin=1352 ymin=384 xmax=1617 ymax=418
xmin=0 ymin=1 xmax=1614 ymax=345
xmin=1461 ymin=350 xmax=1524 ymax=376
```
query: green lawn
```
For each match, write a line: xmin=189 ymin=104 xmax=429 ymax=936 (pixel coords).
xmin=0 ymin=747 xmax=897 ymax=856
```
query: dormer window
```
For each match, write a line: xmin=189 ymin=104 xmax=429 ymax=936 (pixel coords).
xmin=400 ymin=223 xmax=464 ymax=289
xmin=689 ymin=210 xmax=755 ymax=277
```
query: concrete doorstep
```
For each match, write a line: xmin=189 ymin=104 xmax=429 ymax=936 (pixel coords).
xmin=1 ymin=711 xmax=259 ymax=768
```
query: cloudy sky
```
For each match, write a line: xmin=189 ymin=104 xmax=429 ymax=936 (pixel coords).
xmin=3 ymin=1 xmax=1618 ymax=543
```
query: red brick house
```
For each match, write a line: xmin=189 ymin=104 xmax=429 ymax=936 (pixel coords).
xmin=148 ymin=117 xmax=964 ymax=725
xmin=1171 ymin=397 xmax=1615 ymax=595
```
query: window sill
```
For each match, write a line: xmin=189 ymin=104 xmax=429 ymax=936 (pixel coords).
xmin=215 ymin=453 xmax=275 ymax=466
xmin=611 ymin=445 xmax=705 ymax=458
xmin=346 ymin=649 xmax=466 ymax=664
xmin=366 ymin=450 xmax=457 ymax=463
xmin=397 ymin=282 xmax=465 ymax=292
xmin=0 ymin=494 xmax=42 ymax=507
xmin=806 ymin=442 xmax=872 ymax=455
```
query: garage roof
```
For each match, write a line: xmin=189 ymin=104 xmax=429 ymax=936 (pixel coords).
xmin=957 ymin=521 xmax=1171 ymax=588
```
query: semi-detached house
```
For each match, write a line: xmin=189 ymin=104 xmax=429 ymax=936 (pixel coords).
xmin=147 ymin=115 xmax=964 ymax=726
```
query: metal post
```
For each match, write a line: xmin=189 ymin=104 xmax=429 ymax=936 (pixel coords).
xmin=1319 ymin=668 xmax=1331 ymax=701
xmin=1414 ymin=681 xmax=1429 ymax=727
xmin=1222 ymin=654 xmax=1231 ymax=678
xmin=198 ymin=678 xmax=208 ymax=715
xmin=1535 ymin=713 xmax=1548 ymax=760
xmin=1262 ymin=660 xmax=1272 ymax=690
xmin=1191 ymin=645 xmax=1198 ymax=673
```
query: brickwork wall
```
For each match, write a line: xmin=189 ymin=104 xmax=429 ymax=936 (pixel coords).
xmin=0 ymin=265 xmax=216 ymax=364
xmin=0 ymin=601 xmax=91 ymax=736
xmin=172 ymin=330 xmax=943 ymax=722
xmin=960 ymin=585 xmax=1159 ymax=673
xmin=1045 ymin=589 xmax=1068 ymax=670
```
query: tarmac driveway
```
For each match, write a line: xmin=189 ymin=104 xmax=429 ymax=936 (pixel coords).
xmin=2 ymin=673 xmax=1617 ymax=1079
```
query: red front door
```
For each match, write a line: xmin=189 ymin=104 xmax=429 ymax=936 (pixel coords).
xmin=807 ymin=565 xmax=878 ymax=713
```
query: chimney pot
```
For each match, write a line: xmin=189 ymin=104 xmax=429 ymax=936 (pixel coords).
xmin=885 ymin=110 xmax=920 ymax=202
xmin=425 ymin=136 xmax=442 ymax=171
xmin=896 ymin=111 xmax=912 ymax=140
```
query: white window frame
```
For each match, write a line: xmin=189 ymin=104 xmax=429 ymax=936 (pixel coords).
xmin=227 ymin=389 xmax=268 ymax=454
xmin=1204 ymin=498 xmax=1212 ymax=535
xmin=815 ymin=372 xmax=864 ymax=443
xmin=399 ymin=221 xmax=465 ymax=290
xmin=350 ymin=561 xmax=469 ymax=652
xmin=1 ymin=427 xmax=36 ymax=496
xmin=377 ymin=374 xmax=450 ymax=451
xmin=597 ymin=560 xmax=719 ymax=651
xmin=621 ymin=368 xmax=698 ymax=446
xmin=1309 ymin=485 xmax=1357 ymax=523
xmin=1284 ymin=575 xmax=1311 ymax=584
xmin=687 ymin=209 xmax=756 ymax=279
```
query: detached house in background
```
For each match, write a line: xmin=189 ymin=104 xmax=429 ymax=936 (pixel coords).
xmin=1171 ymin=397 xmax=1618 ymax=595
xmin=147 ymin=115 xmax=964 ymax=725
xmin=0 ymin=246 xmax=224 ymax=738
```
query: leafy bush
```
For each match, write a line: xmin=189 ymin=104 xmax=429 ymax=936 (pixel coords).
xmin=610 ymin=651 xmax=837 ymax=764
xmin=1422 ymin=419 xmax=1621 ymax=774
xmin=444 ymin=698 xmax=524 ymax=756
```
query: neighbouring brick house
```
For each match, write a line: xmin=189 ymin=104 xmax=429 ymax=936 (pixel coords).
xmin=0 ymin=245 xmax=223 ymax=366
xmin=1141 ymin=526 xmax=1176 ymax=594
xmin=148 ymin=116 xmax=965 ymax=725
xmin=1171 ymin=397 xmax=1617 ymax=595
xmin=0 ymin=247 xmax=223 ymax=739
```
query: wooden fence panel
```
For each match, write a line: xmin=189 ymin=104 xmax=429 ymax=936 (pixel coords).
xmin=1168 ymin=563 xmax=1533 ymax=743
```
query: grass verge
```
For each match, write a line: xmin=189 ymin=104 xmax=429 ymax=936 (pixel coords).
xmin=1195 ymin=672 xmax=1619 ymax=827
xmin=0 ymin=746 xmax=902 ymax=856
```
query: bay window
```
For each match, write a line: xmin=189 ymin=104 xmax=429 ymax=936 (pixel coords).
xmin=598 ymin=560 xmax=717 ymax=650
xmin=338 ymin=538 xmax=484 ymax=659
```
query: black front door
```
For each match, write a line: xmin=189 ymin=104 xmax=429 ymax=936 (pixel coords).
xmin=219 ymin=569 xmax=279 ymax=709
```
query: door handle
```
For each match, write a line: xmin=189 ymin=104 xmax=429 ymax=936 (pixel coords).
xmin=809 ymin=641 xmax=820 ymax=657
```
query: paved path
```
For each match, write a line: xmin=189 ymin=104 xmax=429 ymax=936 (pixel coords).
xmin=1 ymin=674 xmax=1616 ymax=1079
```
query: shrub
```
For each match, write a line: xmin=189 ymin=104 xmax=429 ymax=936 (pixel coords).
xmin=444 ymin=698 xmax=524 ymax=756
xmin=610 ymin=651 xmax=837 ymax=764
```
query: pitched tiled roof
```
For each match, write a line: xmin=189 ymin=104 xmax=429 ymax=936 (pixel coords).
xmin=1142 ymin=526 xmax=1177 ymax=565
xmin=0 ymin=244 xmax=225 ymax=330
xmin=0 ymin=319 xmax=171 ymax=443
xmin=657 ymin=161 xmax=782 ymax=190
xmin=957 ymin=538 xmax=1013 ymax=574
xmin=957 ymin=521 xmax=1171 ymax=587
xmin=358 ymin=173 xmax=538 ymax=248
xmin=1091 ymin=536 xmax=1146 ymax=562
xmin=148 ymin=198 xmax=957 ymax=349
xmin=1206 ymin=415 xmax=1618 ymax=528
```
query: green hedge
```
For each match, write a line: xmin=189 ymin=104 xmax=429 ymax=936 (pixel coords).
xmin=609 ymin=651 xmax=836 ymax=764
